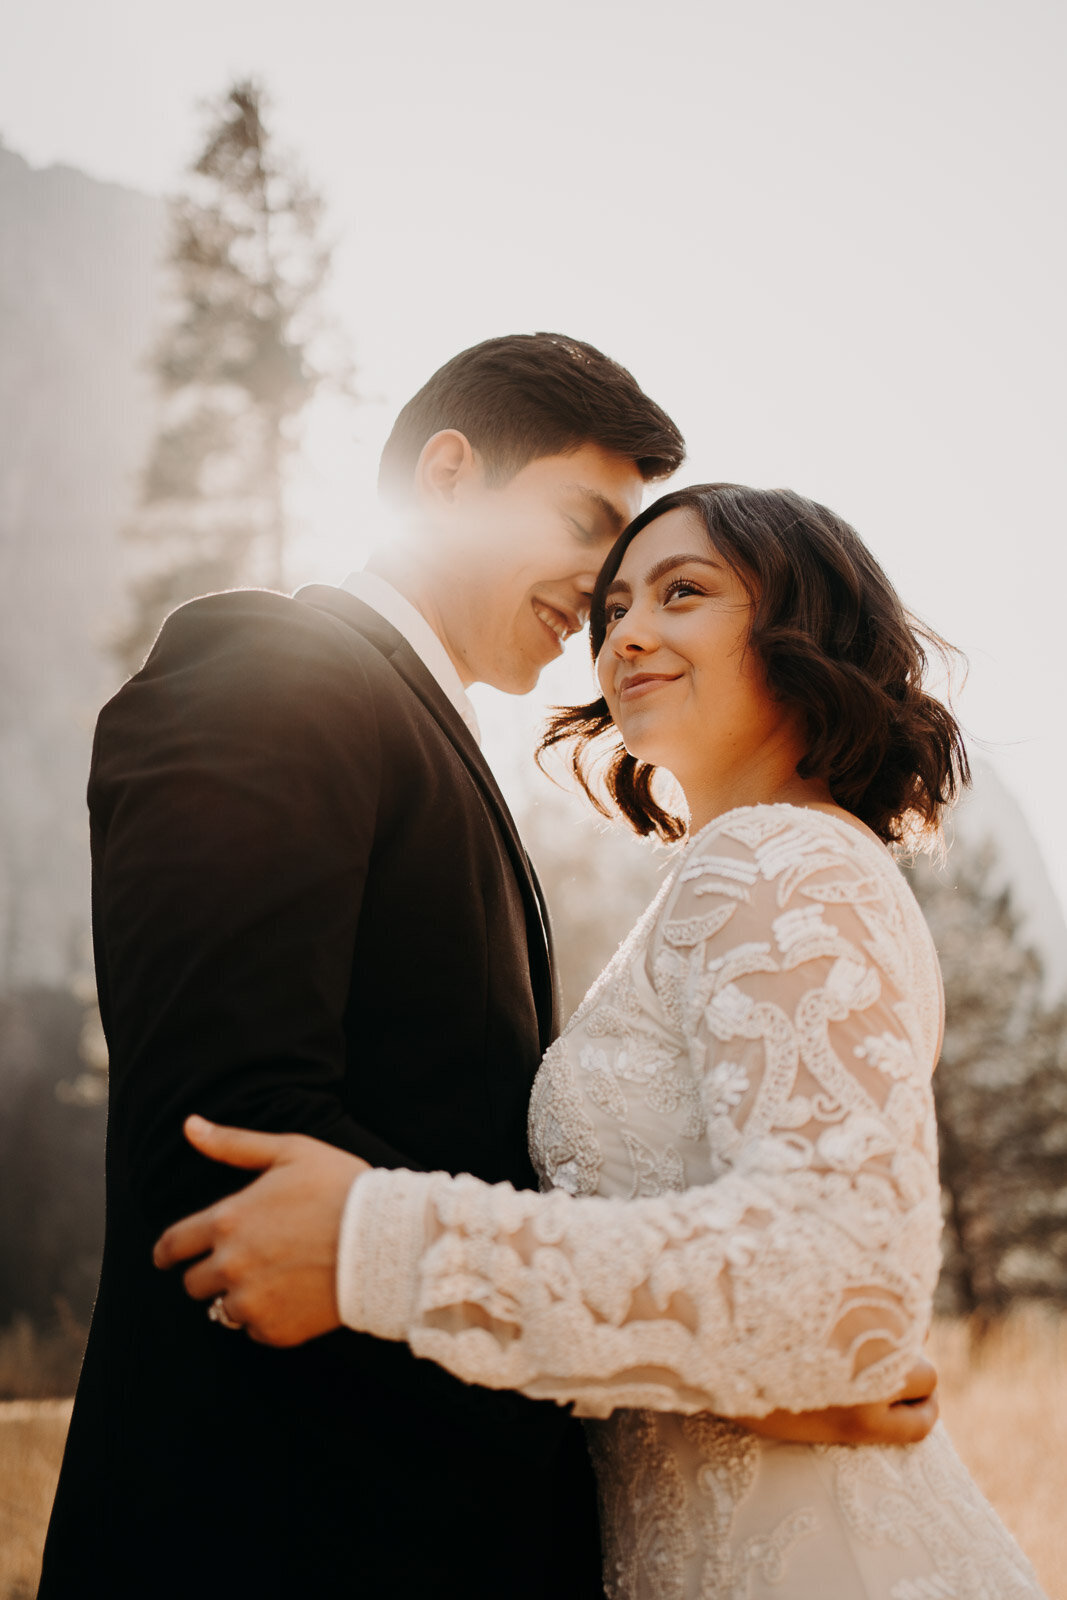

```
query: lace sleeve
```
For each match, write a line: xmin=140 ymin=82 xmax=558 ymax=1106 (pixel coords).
xmin=337 ymin=814 xmax=944 ymax=1419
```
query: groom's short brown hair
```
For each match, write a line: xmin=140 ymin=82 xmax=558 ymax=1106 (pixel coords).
xmin=377 ymin=332 xmax=684 ymax=500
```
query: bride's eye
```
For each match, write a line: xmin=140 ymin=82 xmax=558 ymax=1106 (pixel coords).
xmin=663 ymin=577 xmax=705 ymax=602
xmin=603 ymin=601 xmax=628 ymax=625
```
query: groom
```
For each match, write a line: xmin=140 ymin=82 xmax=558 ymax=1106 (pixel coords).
xmin=41 ymin=333 xmax=934 ymax=1600
xmin=39 ymin=333 xmax=679 ymax=1600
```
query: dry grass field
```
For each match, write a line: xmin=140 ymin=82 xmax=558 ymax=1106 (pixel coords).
xmin=928 ymin=1310 xmax=1066 ymax=1597
xmin=1 ymin=1314 xmax=1063 ymax=1599
xmin=0 ymin=1399 xmax=72 ymax=1600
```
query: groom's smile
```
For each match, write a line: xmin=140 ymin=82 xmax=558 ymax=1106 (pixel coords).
xmin=531 ymin=597 xmax=581 ymax=651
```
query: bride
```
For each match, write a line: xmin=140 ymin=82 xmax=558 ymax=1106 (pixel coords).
xmin=157 ymin=483 xmax=1047 ymax=1599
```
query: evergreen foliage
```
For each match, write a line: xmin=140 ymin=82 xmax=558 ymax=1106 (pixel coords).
xmin=115 ymin=80 xmax=352 ymax=672
xmin=908 ymin=843 xmax=1067 ymax=1317
xmin=0 ymin=984 xmax=105 ymax=1394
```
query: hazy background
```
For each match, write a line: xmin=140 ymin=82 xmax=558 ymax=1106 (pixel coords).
xmin=3 ymin=0 xmax=1065 ymax=928
xmin=2 ymin=11 xmax=1066 ymax=1591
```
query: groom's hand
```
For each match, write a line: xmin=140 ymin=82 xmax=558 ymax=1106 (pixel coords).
xmin=735 ymin=1354 xmax=940 ymax=1446
xmin=153 ymin=1116 xmax=369 ymax=1346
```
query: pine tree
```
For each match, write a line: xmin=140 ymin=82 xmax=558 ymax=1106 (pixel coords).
xmin=115 ymin=79 xmax=352 ymax=672
xmin=907 ymin=843 xmax=1067 ymax=1318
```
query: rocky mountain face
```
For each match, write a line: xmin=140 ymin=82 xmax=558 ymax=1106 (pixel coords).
xmin=0 ymin=143 xmax=164 ymax=988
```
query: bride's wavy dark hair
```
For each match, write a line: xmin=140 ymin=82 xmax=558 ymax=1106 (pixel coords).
xmin=539 ymin=483 xmax=969 ymax=847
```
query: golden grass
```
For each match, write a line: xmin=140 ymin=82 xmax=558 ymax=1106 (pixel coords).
xmin=0 ymin=1399 xmax=71 ymax=1600
xmin=0 ymin=1315 xmax=1063 ymax=1599
xmin=0 ymin=1315 xmax=86 ymax=1402
xmin=929 ymin=1309 xmax=1066 ymax=1598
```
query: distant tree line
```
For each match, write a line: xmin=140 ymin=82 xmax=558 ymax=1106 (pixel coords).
xmin=0 ymin=984 xmax=105 ymax=1394
xmin=907 ymin=846 xmax=1067 ymax=1318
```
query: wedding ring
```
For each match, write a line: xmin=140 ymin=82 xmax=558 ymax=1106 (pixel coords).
xmin=207 ymin=1295 xmax=243 ymax=1332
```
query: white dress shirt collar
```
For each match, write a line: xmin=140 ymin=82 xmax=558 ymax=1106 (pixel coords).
xmin=339 ymin=570 xmax=481 ymax=745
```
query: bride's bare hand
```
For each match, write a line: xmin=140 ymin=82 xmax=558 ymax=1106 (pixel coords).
xmin=153 ymin=1116 xmax=369 ymax=1346
xmin=735 ymin=1354 xmax=940 ymax=1447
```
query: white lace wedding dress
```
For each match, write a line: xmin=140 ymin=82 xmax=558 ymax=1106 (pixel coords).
xmin=338 ymin=805 xmax=1046 ymax=1599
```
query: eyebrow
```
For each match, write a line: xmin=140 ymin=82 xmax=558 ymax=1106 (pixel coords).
xmin=565 ymin=485 xmax=628 ymax=535
xmin=603 ymin=553 xmax=724 ymax=601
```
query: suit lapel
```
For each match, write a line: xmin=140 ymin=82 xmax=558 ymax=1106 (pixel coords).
xmin=295 ymin=584 xmax=558 ymax=1048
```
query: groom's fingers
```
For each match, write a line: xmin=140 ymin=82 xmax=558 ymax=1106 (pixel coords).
xmin=183 ymin=1115 xmax=290 ymax=1170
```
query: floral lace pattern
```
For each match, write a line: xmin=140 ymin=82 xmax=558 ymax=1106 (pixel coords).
xmin=340 ymin=806 xmax=1047 ymax=1598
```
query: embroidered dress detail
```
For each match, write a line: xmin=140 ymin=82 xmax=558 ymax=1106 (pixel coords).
xmin=339 ymin=806 xmax=1047 ymax=1599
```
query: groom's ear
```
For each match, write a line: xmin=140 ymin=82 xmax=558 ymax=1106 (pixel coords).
xmin=413 ymin=429 xmax=479 ymax=507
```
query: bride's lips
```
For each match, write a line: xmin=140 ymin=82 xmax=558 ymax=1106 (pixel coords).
xmin=618 ymin=672 xmax=680 ymax=702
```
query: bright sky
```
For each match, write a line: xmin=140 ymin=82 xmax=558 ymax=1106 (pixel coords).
xmin=4 ymin=0 xmax=1066 ymax=914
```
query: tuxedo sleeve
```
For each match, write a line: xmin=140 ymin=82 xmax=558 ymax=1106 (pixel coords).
xmin=90 ymin=591 xmax=421 ymax=1230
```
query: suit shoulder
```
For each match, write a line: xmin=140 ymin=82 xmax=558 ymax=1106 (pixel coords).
xmin=150 ymin=588 xmax=378 ymax=668
xmin=97 ymin=589 xmax=394 ymax=752
xmin=129 ymin=588 xmax=411 ymax=703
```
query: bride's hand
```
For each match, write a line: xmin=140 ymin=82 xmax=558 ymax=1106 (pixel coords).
xmin=153 ymin=1116 xmax=370 ymax=1346
xmin=735 ymin=1354 xmax=940 ymax=1447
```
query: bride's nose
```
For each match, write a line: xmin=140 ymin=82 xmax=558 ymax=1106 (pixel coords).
xmin=608 ymin=602 xmax=657 ymax=656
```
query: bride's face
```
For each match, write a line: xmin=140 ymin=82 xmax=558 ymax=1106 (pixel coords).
xmin=596 ymin=509 xmax=798 ymax=802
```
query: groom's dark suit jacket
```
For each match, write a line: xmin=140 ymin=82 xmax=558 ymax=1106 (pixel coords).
xmin=38 ymin=587 xmax=604 ymax=1599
